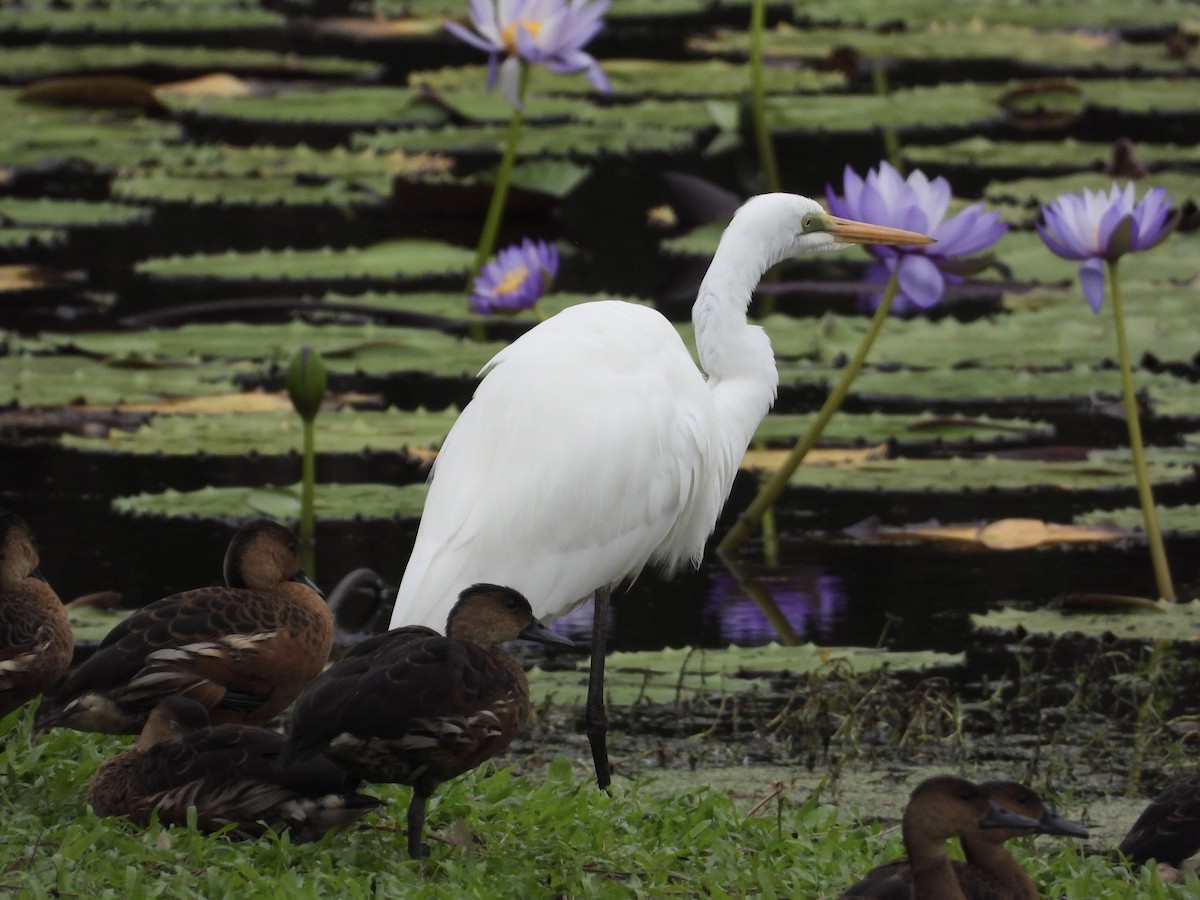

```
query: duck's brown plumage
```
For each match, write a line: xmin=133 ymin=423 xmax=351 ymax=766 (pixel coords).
xmin=0 ymin=511 xmax=73 ymax=718
xmin=88 ymin=696 xmax=381 ymax=842
xmin=1119 ymin=772 xmax=1200 ymax=867
xmin=36 ymin=520 xmax=331 ymax=734
xmin=284 ymin=583 xmax=573 ymax=857
xmin=838 ymin=776 xmax=1046 ymax=900
xmin=841 ymin=780 xmax=1088 ymax=899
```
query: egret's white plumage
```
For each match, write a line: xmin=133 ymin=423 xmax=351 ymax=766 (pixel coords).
xmin=390 ymin=193 xmax=933 ymax=786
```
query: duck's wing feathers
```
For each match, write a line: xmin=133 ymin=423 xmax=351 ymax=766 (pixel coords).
xmin=1119 ymin=773 xmax=1200 ymax=866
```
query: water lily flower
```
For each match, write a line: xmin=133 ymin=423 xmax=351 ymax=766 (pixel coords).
xmin=1036 ymin=183 xmax=1177 ymax=313
xmin=446 ymin=0 xmax=612 ymax=108
xmin=825 ymin=161 xmax=1008 ymax=313
xmin=469 ymin=238 xmax=558 ymax=315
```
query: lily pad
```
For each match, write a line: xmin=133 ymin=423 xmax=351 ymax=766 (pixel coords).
xmin=0 ymin=355 xmax=245 ymax=407
xmin=529 ymin=643 xmax=963 ymax=708
xmin=972 ymin=600 xmax=1200 ymax=641
xmin=905 ymin=137 xmax=1200 ymax=173
xmin=794 ymin=0 xmax=1199 ymax=29
xmin=61 ymin=407 xmax=459 ymax=456
xmin=1076 ymin=504 xmax=1200 ymax=535
xmin=134 ymin=239 xmax=474 ymax=282
xmin=754 ymin=412 xmax=1052 ymax=447
xmin=0 ymin=197 xmax=150 ymax=227
xmin=111 ymin=481 xmax=430 ymax=519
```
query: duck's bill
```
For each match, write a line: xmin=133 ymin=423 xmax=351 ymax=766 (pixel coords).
xmin=1038 ymin=811 xmax=1090 ymax=839
xmin=825 ymin=215 xmax=936 ymax=247
xmin=979 ymin=799 xmax=1043 ymax=831
xmin=519 ymin=619 xmax=576 ymax=648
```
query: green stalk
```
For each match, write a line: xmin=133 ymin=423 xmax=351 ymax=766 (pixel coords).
xmin=471 ymin=63 xmax=530 ymax=279
xmin=748 ymin=0 xmax=780 ymax=193
xmin=1107 ymin=260 xmax=1175 ymax=600
xmin=718 ymin=271 xmax=900 ymax=562
xmin=300 ymin=416 xmax=316 ymax=578
xmin=871 ymin=65 xmax=902 ymax=172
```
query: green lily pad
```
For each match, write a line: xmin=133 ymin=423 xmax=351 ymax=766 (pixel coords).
xmin=62 ymin=407 xmax=459 ymax=456
xmin=972 ymin=600 xmax=1200 ymax=641
xmin=0 ymin=197 xmax=150 ymax=227
xmin=755 ymin=412 xmax=1052 ymax=447
xmin=779 ymin=449 xmax=1194 ymax=492
xmin=0 ymin=355 xmax=245 ymax=407
xmin=25 ymin=320 xmax=504 ymax=378
xmin=111 ymin=481 xmax=430 ymax=519
xmin=1076 ymin=504 xmax=1200 ymax=534
xmin=134 ymin=239 xmax=474 ymax=281
xmin=412 ymin=58 xmax=844 ymax=99
xmin=0 ymin=0 xmax=283 ymax=36
xmin=360 ymin=120 xmax=700 ymax=158
xmin=530 ymin=643 xmax=963 ymax=707
xmin=112 ymin=172 xmax=395 ymax=207
xmin=0 ymin=43 xmax=379 ymax=80
xmin=0 ymin=227 xmax=65 ymax=251
xmin=691 ymin=23 xmax=1192 ymax=74
xmin=905 ymin=137 xmax=1200 ymax=172
xmin=794 ymin=0 xmax=1199 ymax=28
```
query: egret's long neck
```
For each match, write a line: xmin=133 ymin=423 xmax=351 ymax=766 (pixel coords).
xmin=691 ymin=214 xmax=784 ymax=475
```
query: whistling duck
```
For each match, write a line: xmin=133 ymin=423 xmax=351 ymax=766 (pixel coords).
xmin=88 ymin=696 xmax=381 ymax=841
xmin=838 ymin=776 xmax=1044 ymax=899
xmin=284 ymin=583 xmax=574 ymax=858
xmin=36 ymin=520 xmax=331 ymax=734
xmin=1120 ymin=772 xmax=1200 ymax=868
xmin=0 ymin=511 xmax=73 ymax=719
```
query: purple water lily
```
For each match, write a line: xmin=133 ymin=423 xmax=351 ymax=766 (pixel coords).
xmin=446 ymin=0 xmax=612 ymax=108
xmin=1036 ymin=183 xmax=1176 ymax=313
xmin=469 ymin=238 xmax=558 ymax=314
xmin=825 ymin=161 xmax=1008 ymax=313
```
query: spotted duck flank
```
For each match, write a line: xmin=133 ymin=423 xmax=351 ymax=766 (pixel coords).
xmin=88 ymin=696 xmax=381 ymax=841
xmin=0 ymin=511 xmax=73 ymax=719
xmin=284 ymin=583 xmax=574 ymax=857
xmin=36 ymin=520 xmax=332 ymax=735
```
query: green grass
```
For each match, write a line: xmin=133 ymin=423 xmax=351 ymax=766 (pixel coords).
xmin=0 ymin=708 xmax=1194 ymax=898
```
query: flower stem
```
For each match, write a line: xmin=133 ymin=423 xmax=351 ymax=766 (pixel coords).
xmin=719 ymin=271 xmax=900 ymax=563
xmin=300 ymin=416 xmax=316 ymax=579
xmin=471 ymin=63 xmax=530 ymax=279
xmin=748 ymin=0 xmax=780 ymax=194
xmin=1107 ymin=259 xmax=1175 ymax=600
xmin=870 ymin=65 xmax=902 ymax=172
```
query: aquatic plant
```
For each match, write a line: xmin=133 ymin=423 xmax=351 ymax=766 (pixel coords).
xmin=286 ymin=346 xmax=326 ymax=577
xmin=825 ymin=160 xmax=1008 ymax=314
xmin=469 ymin=237 xmax=558 ymax=317
xmin=1037 ymin=183 xmax=1179 ymax=600
xmin=446 ymin=0 xmax=611 ymax=280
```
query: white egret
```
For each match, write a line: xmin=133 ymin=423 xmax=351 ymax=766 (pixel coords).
xmin=391 ymin=193 xmax=934 ymax=788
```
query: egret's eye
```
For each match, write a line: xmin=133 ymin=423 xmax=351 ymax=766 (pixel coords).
xmin=801 ymin=213 xmax=822 ymax=233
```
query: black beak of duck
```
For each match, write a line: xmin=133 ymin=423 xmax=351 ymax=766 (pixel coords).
xmin=1039 ymin=809 xmax=1089 ymax=839
xmin=292 ymin=570 xmax=324 ymax=598
xmin=518 ymin=619 xmax=575 ymax=648
xmin=978 ymin=799 xmax=1042 ymax=831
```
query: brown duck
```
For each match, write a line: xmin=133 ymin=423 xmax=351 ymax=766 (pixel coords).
xmin=840 ymin=779 xmax=1087 ymax=899
xmin=89 ymin=696 xmax=382 ymax=841
xmin=283 ymin=583 xmax=574 ymax=858
xmin=838 ymin=776 xmax=1045 ymax=900
xmin=0 ymin=511 xmax=73 ymax=719
xmin=36 ymin=519 xmax=331 ymax=734
xmin=1120 ymin=772 xmax=1200 ymax=868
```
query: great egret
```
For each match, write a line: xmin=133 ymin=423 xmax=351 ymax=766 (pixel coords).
xmin=390 ymin=193 xmax=934 ymax=788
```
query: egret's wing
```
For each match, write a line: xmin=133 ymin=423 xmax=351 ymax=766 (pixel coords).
xmin=393 ymin=302 xmax=714 ymax=629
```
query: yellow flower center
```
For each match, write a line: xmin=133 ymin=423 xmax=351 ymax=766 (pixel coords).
xmin=501 ymin=19 xmax=541 ymax=54
xmin=494 ymin=264 xmax=530 ymax=296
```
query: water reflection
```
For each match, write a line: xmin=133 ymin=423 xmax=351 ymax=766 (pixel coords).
xmin=704 ymin=568 xmax=849 ymax=645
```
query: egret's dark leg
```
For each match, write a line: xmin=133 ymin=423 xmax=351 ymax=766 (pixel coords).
xmin=586 ymin=585 xmax=612 ymax=790
xmin=407 ymin=792 xmax=429 ymax=858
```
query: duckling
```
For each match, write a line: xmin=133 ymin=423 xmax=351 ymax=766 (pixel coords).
xmin=89 ymin=696 xmax=382 ymax=841
xmin=283 ymin=583 xmax=574 ymax=858
xmin=1119 ymin=772 xmax=1200 ymax=868
xmin=36 ymin=520 xmax=331 ymax=735
xmin=838 ymin=776 xmax=1044 ymax=900
xmin=0 ymin=512 xmax=73 ymax=719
